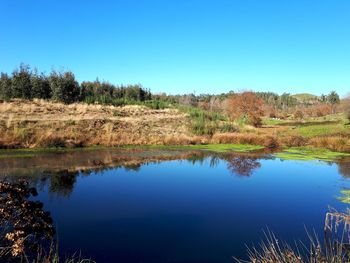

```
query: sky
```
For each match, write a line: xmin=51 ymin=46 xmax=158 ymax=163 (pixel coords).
xmin=1 ymin=0 xmax=349 ymax=96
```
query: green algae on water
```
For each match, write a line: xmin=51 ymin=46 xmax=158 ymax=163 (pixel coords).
xmin=275 ymin=147 xmax=350 ymax=162
xmin=338 ymin=189 xmax=350 ymax=204
xmin=138 ymin=144 xmax=264 ymax=153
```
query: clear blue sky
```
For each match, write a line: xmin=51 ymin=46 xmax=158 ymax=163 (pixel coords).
xmin=1 ymin=0 xmax=349 ymax=96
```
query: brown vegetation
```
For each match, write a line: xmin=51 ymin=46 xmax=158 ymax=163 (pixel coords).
xmin=0 ymin=99 xmax=349 ymax=153
xmin=227 ymin=92 xmax=264 ymax=127
xmin=0 ymin=99 xmax=191 ymax=148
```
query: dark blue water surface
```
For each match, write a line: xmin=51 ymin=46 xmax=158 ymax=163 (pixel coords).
xmin=1 ymin=149 xmax=350 ymax=262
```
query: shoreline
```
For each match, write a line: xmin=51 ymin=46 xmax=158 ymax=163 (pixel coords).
xmin=1 ymin=143 xmax=349 ymax=162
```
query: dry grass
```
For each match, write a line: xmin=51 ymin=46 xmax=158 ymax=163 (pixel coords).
xmin=212 ymin=133 xmax=279 ymax=148
xmin=235 ymin=209 xmax=350 ymax=263
xmin=162 ymin=135 xmax=208 ymax=145
xmin=0 ymin=100 xmax=192 ymax=148
xmin=310 ymin=136 xmax=350 ymax=153
xmin=0 ymin=100 xmax=349 ymax=152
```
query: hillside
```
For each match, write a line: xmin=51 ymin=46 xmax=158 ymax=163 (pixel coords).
xmin=0 ymin=99 xmax=191 ymax=148
xmin=292 ymin=93 xmax=319 ymax=102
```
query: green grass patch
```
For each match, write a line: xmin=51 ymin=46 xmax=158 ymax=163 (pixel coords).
xmin=338 ymin=189 xmax=350 ymax=204
xmin=178 ymin=106 xmax=235 ymax=136
xmin=275 ymin=147 xmax=350 ymax=161
xmin=137 ymin=144 xmax=264 ymax=153
xmin=262 ymin=118 xmax=285 ymax=125
xmin=296 ymin=123 xmax=346 ymax=138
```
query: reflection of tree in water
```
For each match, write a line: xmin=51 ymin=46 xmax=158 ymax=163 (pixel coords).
xmin=337 ymin=159 xmax=350 ymax=178
xmin=225 ymin=154 xmax=261 ymax=177
xmin=0 ymin=180 xmax=55 ymax=261
xmin=48 ymin=170 xmax=77 ymax=197
xmin=184 ymin=152 xmax=262 ymax=177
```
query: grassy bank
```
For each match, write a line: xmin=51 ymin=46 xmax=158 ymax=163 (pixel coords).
xmin=0 ymin=100 xmax=349 ymax=153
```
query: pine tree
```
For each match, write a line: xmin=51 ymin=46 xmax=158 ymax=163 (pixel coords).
xmin=11 ymin=64 xmax=32 ymax=99
xmin=49 ymin=71 xmax=80 ymax=104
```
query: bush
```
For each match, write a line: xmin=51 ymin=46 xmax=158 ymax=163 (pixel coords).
xmin=263 ymin=136 xmax=279 ymax=148
xmin=248 ymin=114 xmax=262 ymax=127
xmin=281 ymin=135 xmax=309 ymax=147
xmin=294 ymin=110 xmax=304 ymax=120
xmin=181 ymin=106 xmax=229 ymax=136
xmin=0 ymin=73 xmax=12 ymax=100
xmin=49 ymin=71 xmax=80 ymax=104
xmin=11 ymin=64 xmax=32 ymax=99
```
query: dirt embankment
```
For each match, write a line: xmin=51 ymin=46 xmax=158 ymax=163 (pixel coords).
xmin=0 ymin=100 xmax=193 ymax=148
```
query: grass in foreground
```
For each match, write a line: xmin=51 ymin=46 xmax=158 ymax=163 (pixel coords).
xmin=275 ymin=147 xmax=350 ymax=161
xmin=234 ymin=209 xmax=350 ymax=263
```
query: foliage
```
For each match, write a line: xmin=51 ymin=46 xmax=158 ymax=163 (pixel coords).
xmin=11 ymin=64 xmax=32 ymax=99
xmin=0 ymin=65 xmax=152 ymax=106
xmin=227 ymin=92 xmax=264 ymax=127
xmin=31 ymin=69 xmax=51 ymax=99
xmin=181 ymin=106 xmax=231 ymax=136
xmin=49 ymin=71 xmax=80 ymax=104
xmin=294 ymin=109 xmax=304 ymax=120
xmin=0 ymin=180 xmax=55 ymax=259
xmin=0 ymin=73 xmax=12 ymax=100
xmin=327 ymin=91 xmax=340 ymax=105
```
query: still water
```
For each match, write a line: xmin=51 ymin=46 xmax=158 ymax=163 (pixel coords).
xmin=1 ymin=149 xmax=350 ymax=262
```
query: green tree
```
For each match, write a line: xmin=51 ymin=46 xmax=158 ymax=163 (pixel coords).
xmin=327 ymin=91 xmax=340 ymax=114
xmin=31 ymin=69 xmax=51 ymax=99
xmin=11 ymin=64 xmax=32 ymax=99
xmin=320 ymin=94 xmax=327 ymax=102
xmin=0 ymin=73 xmax=12 ymax=100
xmin=49 ymin=70 xmax=80 ymax=104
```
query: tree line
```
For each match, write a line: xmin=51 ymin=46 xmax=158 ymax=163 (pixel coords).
xmin=0 ymin=64 xmax=342 ymax=114
xmin=0 ymin=64 xmax=151 ymax=105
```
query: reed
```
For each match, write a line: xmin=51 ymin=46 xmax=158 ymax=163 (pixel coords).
xmin=234 ymin=209 xmax=350 ymax=263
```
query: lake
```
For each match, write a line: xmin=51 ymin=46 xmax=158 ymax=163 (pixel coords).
xmin=1 ymin=148 xmax=350 ymax=263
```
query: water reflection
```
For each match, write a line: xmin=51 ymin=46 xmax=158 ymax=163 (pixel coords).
xmin=1 ymin=149 xmax=350 ymax=197
xmin=338 ymin=158 xmax=350 ymax=178
xmin=225 ymin=154 xmax=261 ymax=177
xmin=1 ymin=148 xmax=350 ymax=262
xmin=0 ymin=180 xmax=55 ymax=261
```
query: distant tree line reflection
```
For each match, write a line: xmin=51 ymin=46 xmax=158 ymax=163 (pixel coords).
xmin=1 ymin=150 xmax=350 ymax=199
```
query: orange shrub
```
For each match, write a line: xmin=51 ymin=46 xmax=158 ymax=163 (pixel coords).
xmin=227 ymin=92 xmax=264 ymax=127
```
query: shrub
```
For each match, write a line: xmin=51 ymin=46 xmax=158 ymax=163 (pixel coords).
xmin=310 ymin=136 xmax=350 ymax=152
xmin=248 ymin=113 xmax=262 ymax=127
xmin=0 ymin=73 xmax=12 ymax=100
xmin=11 ymin=64 xmax=32 ymax=99
xmin=227 ymin=92 xmax=264 ymax=122
xmin=294 ymin=110 xmax=304 ymax=120
xmin=281 ymin=135 xmax=309 ymax=147
xmin=218 ymin=122 xmax=239 ymax=133
xmin=163 ymin=135 xmax=204 ymax=145
xmin=212 ymin=133 xmax=258 ymax=145
xmin=263 ymin=136 xmax=279 ymax=148
xmin=49 ymin=71 xmax=80 ymax=104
